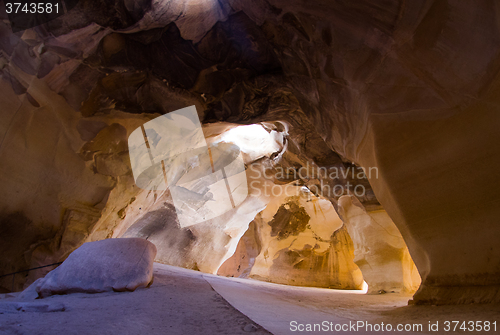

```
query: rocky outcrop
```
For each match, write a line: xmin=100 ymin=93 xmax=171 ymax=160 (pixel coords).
xmin=34 ymin=238 xmax=156 ymax=297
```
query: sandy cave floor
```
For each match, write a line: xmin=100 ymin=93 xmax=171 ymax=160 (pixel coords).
xmin=0 ymin=263 xmax=499 ymax=335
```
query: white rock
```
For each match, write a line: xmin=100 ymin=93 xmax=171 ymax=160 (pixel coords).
xmin=36 ymin=238 xmax=156 ymax=298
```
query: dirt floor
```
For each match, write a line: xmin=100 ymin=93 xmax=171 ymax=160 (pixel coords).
xmin=0 ymin=264 xmax=270 ymax=335
xmin=0 ymin=263 xmax=499 ymax=335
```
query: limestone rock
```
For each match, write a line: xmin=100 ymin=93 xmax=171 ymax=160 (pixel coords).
xmin=217 ymin=221 xmax=261 ymax=278
xmin=118 ymin=186 xmax=268 ymax=274
xmin=17 ymin=278 xmax=43 ymax=301
xmin=8 ymin=302 xmax=66 ymax=313
xmin=35 ymin=238 xmax=156 ymax=297
xmin=220 ymin=186 xmax=364 ymax=290
xmin=115 ymin=122 xmax=276 ymax=274
xmin=338 ymin=196 xmax=421 ymax=293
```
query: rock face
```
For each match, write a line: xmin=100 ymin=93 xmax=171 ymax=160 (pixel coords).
xmin=119 ymin=194 xmax=267 ymax=274
xmin=35 ymin=238 xmax=156 ymax=297
xmin=217 ymin=221 xmax=262 ymax=278
xmin=112 ymin=122 xmax=275 ymax=274
xmin=220 ymin=187 xmax=364 ymax=290
xmin=0 ymin=0 xmax=499 ymax=304
xmin=259 ymin=1 xmax=500 ymax=305
xmin=338 ymin=196 xmax=421 ymax=293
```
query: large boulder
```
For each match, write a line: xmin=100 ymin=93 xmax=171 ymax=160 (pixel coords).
xmin=35 ymin=238 xmax=156 ymax=298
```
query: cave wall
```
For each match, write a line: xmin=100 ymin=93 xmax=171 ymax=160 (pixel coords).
xmin=258 ymin=0 xmax=500 ymax=304
xmin=219 ymin=188 xmax=364 ymax=290
xmin=108 ymin=122 xmax=281 ymax=274
xmin=0 ymin=0 xmax=498 ymax=304
xmin=217 ymin=220 xmax=261 ymax=278
xmin=338 ymin=196 xmax=420 ymax=294
xmin=0 ymin=63 xmax=113 ymax=290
